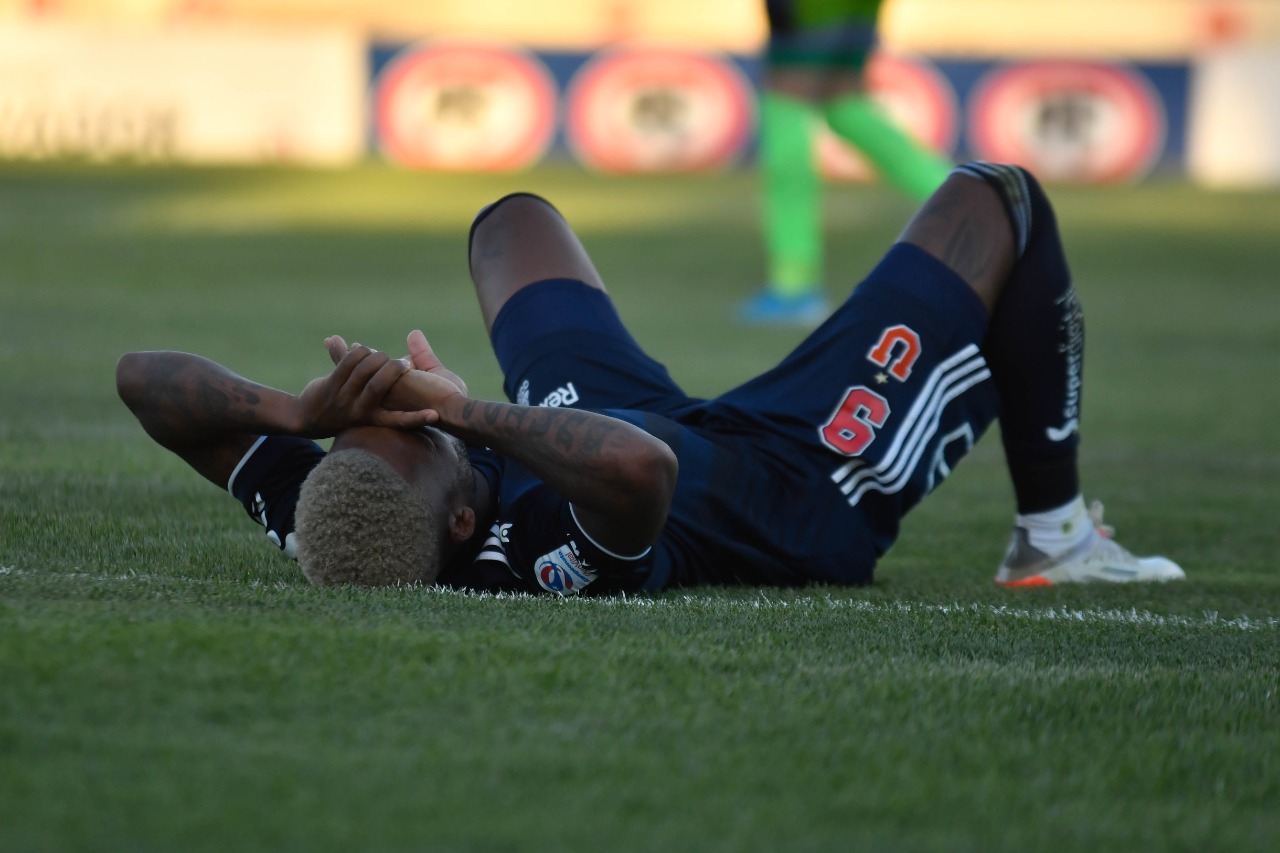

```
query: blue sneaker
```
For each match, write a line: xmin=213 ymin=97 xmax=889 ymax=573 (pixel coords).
xmin=735 ymin=290 xmax=829 ymax=326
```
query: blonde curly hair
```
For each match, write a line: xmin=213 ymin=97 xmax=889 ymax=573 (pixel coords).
xmin=294 ymin=449 xmax=441 ymax=587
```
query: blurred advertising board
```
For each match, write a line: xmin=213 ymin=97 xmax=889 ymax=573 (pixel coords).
xmin=3 ymin=0 xmax=1277 ymax=184
xmin=928 ymin=57 xmax=1187 ymax=184
xmin=0 ymin=23 xmax=364 ymax=165
xmin=372 ymin=41 xmax=559 ymax=172
xmin=369 ymin=40 xmax=1190 ymax=183
xmin=370 ymin=41 xmax=757 ymax=175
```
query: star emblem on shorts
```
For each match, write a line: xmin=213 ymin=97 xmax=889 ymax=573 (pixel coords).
xmin=874 ymin=372 xmax=889 ymax=384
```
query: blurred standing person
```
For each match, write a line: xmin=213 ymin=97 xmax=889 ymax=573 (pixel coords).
xmin=740 ymin=0 xmax=952 ymax=325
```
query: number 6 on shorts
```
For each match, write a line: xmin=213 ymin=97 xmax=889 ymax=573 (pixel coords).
xmin=819 ymin=387 xmax=890 ymax=456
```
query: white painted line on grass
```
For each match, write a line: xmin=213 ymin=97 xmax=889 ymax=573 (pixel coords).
xmin=463 ymin=589 xmax=1279 ymax=632
xmin=4 ymin=565 xmax=1275 ymax=631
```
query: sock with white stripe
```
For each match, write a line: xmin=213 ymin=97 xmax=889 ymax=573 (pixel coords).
xmin=956 ymin=162 xmax=1082 ymax=513
xmin=1017 ymin=494 xmax=1094 ymax=557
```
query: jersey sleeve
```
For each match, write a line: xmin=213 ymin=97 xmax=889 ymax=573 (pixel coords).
xmin=226 ymin=435 xmax=325 ymax=559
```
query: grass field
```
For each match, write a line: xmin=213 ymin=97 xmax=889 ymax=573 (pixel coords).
xmin=1 ymin=162 xmax=1278 ymax=851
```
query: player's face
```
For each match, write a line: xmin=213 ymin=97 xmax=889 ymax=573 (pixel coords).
xmin=331 ymin=426 xmax=471 ymax=510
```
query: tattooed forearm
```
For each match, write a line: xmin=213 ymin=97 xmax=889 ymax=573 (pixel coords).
xmin=119 ymin=351 xmax=297 ymax=448
xmin=579 ymin=419 xmax=610 ymax=456
xmin=117 ymin=350 xmax=302 ymax=487
xmin=440 ymin=395 xmax=675 ymax=524
xmin=144 ymin=355 xmax=272 ymax=431
xmin=457 ymin=400 xmax=627 ymax=461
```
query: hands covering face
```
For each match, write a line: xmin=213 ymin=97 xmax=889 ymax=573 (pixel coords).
xmin=294 ymin=331 xmax=470 ymax=438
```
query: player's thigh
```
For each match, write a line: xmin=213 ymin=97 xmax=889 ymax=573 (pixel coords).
xmin=490 ymin=279 xmax=692 ymax=415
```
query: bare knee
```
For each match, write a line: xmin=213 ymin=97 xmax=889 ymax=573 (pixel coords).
xmin=468 ymin=193 xmax=559 ymax=268
xmin=896 ymin=171 xmax=1017 ymax=314
xmin=468 ymin=193 xmax=605 ymax=332
xmin=115 ymin=351 xmax=149 ymax=411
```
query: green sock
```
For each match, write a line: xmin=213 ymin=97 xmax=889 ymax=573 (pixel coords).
xmin=760 ymin=92 xmax=822 ymax=297
xmin=825 ymin=94 xmax=950 ymax=200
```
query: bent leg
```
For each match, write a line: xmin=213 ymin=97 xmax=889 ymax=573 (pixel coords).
xmin=943 ymin=163 xmax=1083 ymax=514
xmin=944 ymin=172 xmax=1184 ymax=584
xmin=898 ymin=162 xmax=1082 ymax=513
xmin=467 ymin=192 xmax=691 ymax=414
xmin=468 ymin=193 xmax=605 ymax=334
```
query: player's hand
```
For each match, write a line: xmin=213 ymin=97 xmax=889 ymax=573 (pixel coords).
xmin=322 ymin=334 xmax=358 ymax=367
xmin=325 ymin=331 xmax=469 ymax=397
xmin=383 ymin=367 xmax=468 ymax=423
xmin=296 ymin=342 xmax=435 ymax=437
xmin=405 ymin=329 xmax=469 ymax=397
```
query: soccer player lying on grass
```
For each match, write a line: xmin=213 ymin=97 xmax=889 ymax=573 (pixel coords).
xmin=116 ymin=162 xmax=1185 ymax=593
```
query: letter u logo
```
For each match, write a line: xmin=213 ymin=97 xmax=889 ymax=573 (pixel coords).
xmin=867 ymin=325 xmax=922 ymax=381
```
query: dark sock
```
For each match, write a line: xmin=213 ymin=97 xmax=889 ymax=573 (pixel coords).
xmin=956 ymin=162 xmax=1083 ymax=513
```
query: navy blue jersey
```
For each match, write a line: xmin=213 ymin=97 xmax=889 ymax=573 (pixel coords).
xmin=228 ymin=434 xmax=324 ymax=558
xmin=436 ymin=449 xmax=655 ymax=596
xmin=230 ymin=243 xmax=999 ymax=594
xmin=229 ymin=436 xmax=654 ymax=595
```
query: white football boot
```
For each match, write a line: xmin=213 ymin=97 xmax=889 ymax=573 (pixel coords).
xmin=995 ymin=501 xmax=1186 ymax=586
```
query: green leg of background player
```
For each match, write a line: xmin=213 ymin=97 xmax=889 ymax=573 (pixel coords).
xmin=739 ymin=0 xmax=951 ymax=326
xmin=740 ymin=87 xmax=951 ymax=326
xmin=755 ymin=92 xmax=828 ymax=313
xmin=825 ymin=93 xmax=952 ymax=201
xmin=738 ymin=89 xmax=832 ymax=326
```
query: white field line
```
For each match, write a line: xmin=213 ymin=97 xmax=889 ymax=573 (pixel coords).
xmin=3 ymin=565 xmax=1276 ymax=632
xmin=461 ymin=588 xmax=1280 ymax=631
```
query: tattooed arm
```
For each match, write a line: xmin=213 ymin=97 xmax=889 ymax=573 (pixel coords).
xmin=115 ymin=347 xmax=433 ymax=488
xmin=390 ymin=367 xmax=679 ymax=556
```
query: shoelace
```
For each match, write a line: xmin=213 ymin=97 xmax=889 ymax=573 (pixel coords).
xmin=1088 ymin=499 xmax=1116 ymax=539
xmin=1086 ymin=500 xmax=1147 ymax=566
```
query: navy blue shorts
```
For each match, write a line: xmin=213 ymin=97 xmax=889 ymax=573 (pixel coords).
xmin=490 ymin=278 xmax=694 ymax=414
xmin=710 ymin=243 xmax=998 ymax=464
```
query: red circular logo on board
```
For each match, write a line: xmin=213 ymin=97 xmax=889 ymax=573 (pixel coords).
xmin=373 ymin=42 xmax=557 ymax=172
xmin=565 ymin=46 xmax=755 ymax=173
xmin=819 ymin=53 xmax=958 ymax=181
xmin=968 ymin=61 xmax=1165 ymax=184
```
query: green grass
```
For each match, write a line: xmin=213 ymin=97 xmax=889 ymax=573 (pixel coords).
xmin=2 ymin=162 xmax=1278 ymax=851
